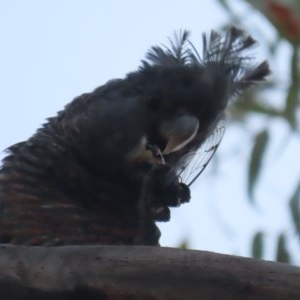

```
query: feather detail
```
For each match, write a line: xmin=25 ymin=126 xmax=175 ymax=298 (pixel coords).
xmin=141 ymin=27 xmax=270 ymax=96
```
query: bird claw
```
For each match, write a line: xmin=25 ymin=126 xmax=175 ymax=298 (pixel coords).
xmin=146 ymin=143 xmax=165 ymax=164
xmin=139 ymin=164 xmax=191 ymax=223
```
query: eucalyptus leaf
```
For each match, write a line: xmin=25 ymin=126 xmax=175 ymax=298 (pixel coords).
xmin=284 ymin=47 xmax=300 ymax=129
xmin=248 ymin=129 xmax=269 ymax=202
xmin=178 ymin=240 xmax=189 ymax=250
xmin=251 ymin=231 xmax=264 ymax=259
xmin=289 ymin=182 xmax=300 ymax=239
xmin=276 ymin=233 xmax=291 ymax=263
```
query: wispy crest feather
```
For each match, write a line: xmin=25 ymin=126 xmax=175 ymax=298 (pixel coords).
xmin=141 ymin=27 xmax=270 ymax=95
xmin=142 ymin=30 xmax=191 ymax=67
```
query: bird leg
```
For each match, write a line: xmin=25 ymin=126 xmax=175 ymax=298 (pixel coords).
xmin=127 ymin=135 xmax=191 ymax=244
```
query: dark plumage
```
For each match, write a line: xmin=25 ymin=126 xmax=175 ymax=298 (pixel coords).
xmin=0 ymin=27 xmax=270 ymax=246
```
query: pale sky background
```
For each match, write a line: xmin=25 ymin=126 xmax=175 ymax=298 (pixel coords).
xmin=1 ymin=1 xmax=299 ymax=262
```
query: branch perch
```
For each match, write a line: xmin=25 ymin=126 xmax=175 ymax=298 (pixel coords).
xmin=0 ymin=245 xmax=299 ymax=299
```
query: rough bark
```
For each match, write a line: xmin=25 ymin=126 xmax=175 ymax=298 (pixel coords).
xmin=0 ymin=245 xmax=299 ymax=300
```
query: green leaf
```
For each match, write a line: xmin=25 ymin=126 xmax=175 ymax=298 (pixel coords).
xmin=248 ymin=129 xmax=269 ymax=202
xmin=178 ymin=240 xmax=189 ymax=250
xmin=231 ymin=99 xmax=282 ymax=118
xmin=251 ymin=231 xmax=264 ymax=259
xmin=284 ymin=47 xmax=300 ymax=129
xmin=276 ymin=233 xmax=291 ymax=263
xmin=289 ymin=182 xmax=300 ymax=238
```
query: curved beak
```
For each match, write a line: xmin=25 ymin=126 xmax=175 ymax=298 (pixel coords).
xmin=160 ymin=115 xmax=199 ymax=155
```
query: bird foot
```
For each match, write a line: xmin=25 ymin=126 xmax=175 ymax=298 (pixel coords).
xmin=139 ymin=164 xmax=191 ymax=222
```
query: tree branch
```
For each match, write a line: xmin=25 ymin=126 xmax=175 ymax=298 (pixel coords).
xmin=0 ymin=245 xmax=299 ymax=299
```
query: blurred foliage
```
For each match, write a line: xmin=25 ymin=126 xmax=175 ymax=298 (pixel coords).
xmin=251 ymin=232 xmax=264 ymax=259
xmin=289 ymin=182 xmax=300 ymax=238
xmin=178 ymin=240 xmax=190 ymax=250
xmin=276 ymin=233 xmax=291 ymax=263
xmin=248 ymin=129 xmax=269 ymax=201
xmin=218 ymin=0 xmax=300 ymax=264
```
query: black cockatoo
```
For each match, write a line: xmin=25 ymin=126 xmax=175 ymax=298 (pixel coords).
xmin=0 ymin=27 xmax=269 ymax=246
